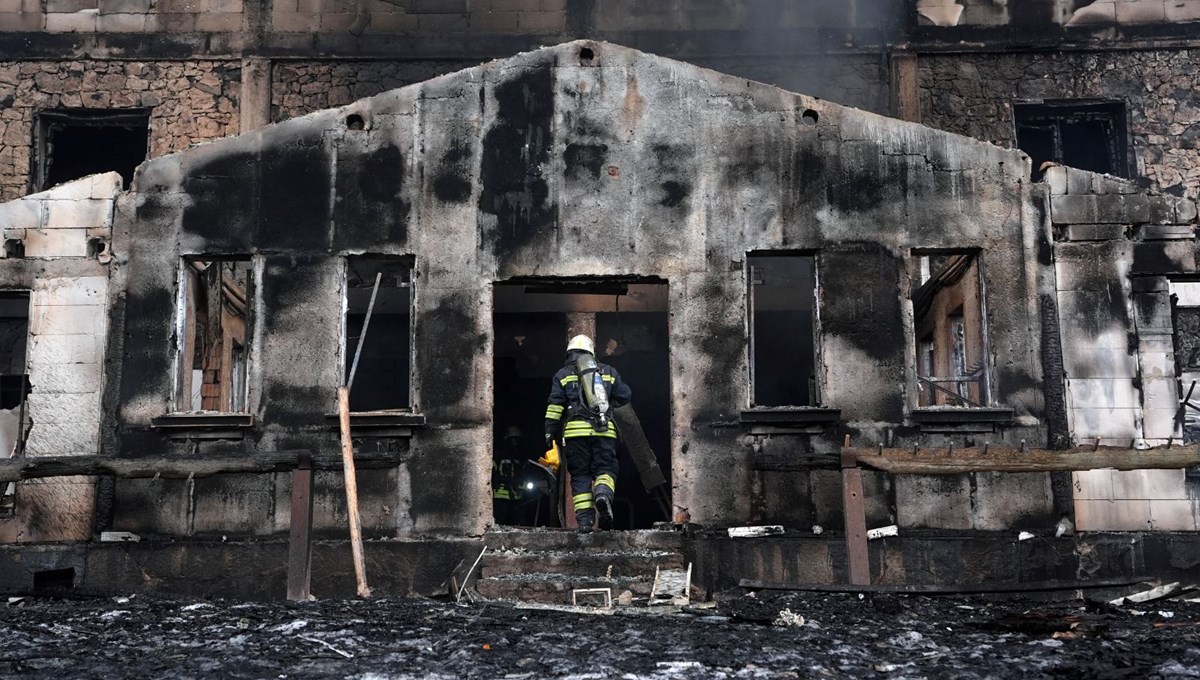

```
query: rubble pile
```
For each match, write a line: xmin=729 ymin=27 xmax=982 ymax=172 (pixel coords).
xmin=1 ymin=591 xmax=1197 ymax=677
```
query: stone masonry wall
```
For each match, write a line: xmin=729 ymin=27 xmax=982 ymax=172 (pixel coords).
xmin=0 ymin=60 xmax=241 ymax=202
xmin=270 ymin=55 xmax=889 ymax=123
xmin=919 ymin=49 xmax=1200 ymax=200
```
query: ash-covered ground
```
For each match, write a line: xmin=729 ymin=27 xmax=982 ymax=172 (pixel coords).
xmin=1 ymin=591 xmax=1198 ymax=678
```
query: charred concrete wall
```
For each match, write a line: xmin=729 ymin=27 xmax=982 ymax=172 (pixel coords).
xmin=919 ymin=49 xmax=1200 ymax=201
xmin=85 ymin=42 xmax=1062 ymax=539
xmin=1048 ymin=165 xmax=1200 ymax=531
xmin=0 ymin=172 xmax=117 ymax=542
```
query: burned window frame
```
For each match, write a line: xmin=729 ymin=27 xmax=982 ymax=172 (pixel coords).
xmin=1013 ymin=100 xmax=1131 ymax=182
xmin=1169 ymin=280 xmax=1200 ymax=439
xmin=910 ymin=249 xmax=993 ymax=409
xmin=341 ymin=255 xmax=415 ymax=413
xmin=745 ymin=251 xmax=822 ymax=408
xmin=32 ymin=108 xmax=152 ymax=193
xmin=171 ymin=256 xmax=257 ymax=414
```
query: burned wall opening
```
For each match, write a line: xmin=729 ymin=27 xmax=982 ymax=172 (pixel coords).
xmin=345 ymin=256 xmax=412 ymax=412
xmin=747 ymin=253 xmax=817 ymax=407
xmin=1014 ymin=101 xmax=1129 ymax=181
xmin=34 ymin=109 xmax=150 ymax=192
xmin=493 ymin=280 xmax=670 ymax=530
xmin=0 ymin=291 xmax=28 ymax=517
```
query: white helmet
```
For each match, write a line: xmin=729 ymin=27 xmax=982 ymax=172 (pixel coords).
xmin=567 ymin=334 xmax=595 ymax=355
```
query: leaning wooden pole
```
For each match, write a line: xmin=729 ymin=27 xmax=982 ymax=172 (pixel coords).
xmin=338 ymin=386 xmax=371 ymax=598
xmin=337 ymin=271 xmax=381 ymax=599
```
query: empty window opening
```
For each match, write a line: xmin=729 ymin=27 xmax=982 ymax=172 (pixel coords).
xmin=747 ymin=253 xmax=818 ymax=407
xmin=345 ymin=257 xmax=411 ymax=411
xmin=174 ymin=258 xmax=253 ymax=413
xmin=0 ymin=292 xmax=29 ymax=517
xmin=1170 ymin=281 xmax=1200 ymax=443
xmin=35 ymin=109 xmax=151 ymax=192
xmin=1014 ymin=101 xmax=1128 ymax=181
xmin=493 ymin=280 xmax=670 ymax=530
xmin=912 ymin=252 xmax=990 ymax=407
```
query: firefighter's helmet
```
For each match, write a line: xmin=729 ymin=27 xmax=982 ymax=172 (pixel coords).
xmin=567 ymin=334 xmax=595 ymax=355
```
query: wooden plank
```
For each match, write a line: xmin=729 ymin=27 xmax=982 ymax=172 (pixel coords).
xmin=841 ymin=437 xmax=870 ymax=586
xmin=287 ymin=453 xmax=314 ymax=602
xmin=891 ymin=53 xmax=921 ymax=123
xmin=0 ymin=449 xmax=403 ymax=483
xmin=851 ymin=445 xmax=1200 ymax=475
xmin=338 ymin=386 xmax=371 ymax=598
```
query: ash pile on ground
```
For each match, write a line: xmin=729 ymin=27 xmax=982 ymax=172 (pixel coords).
xmin=2 ymin=590 xmax=1198 ymax=678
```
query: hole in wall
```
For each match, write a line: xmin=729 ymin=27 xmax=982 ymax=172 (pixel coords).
xmin=4 ymin=240 xmax=24 ymax=259
xmin=33 ymin=567 xmax=75 ymax=592
xmin=345 ymin=114 xmax=365 ymax=131
xmin=801 ymin=109 xmax=819 ymax=126
xmin=87 ymin=238 xmax=106 ymax=259
xmin=579 ymin=46 xmax=595 ymax=63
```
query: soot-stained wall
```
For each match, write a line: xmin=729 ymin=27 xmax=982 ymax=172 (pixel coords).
xmin=102 ymin=41 xmax=1058 ymax=537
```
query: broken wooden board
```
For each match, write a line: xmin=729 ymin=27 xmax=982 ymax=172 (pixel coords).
xmin=728 ymin=525 xmax=784 ymax=538
xmin=1110 ymin=582 xmax=1198 ymax=606
xmin=850 ymin=445 xmax=1200 ymax=475
xmin=612 ymin=405 xmax=668 ymax=491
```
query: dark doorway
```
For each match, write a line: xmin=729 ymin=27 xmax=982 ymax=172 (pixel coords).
xmin=493 ymin=280 xmax=671 ymax=530
xmin=35 ymin=109 xmax=151 ymax=192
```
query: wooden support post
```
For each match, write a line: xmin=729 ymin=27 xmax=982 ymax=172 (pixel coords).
xmin=840 ymin=435 xmax=870 ymax=586
xmin=338 ymin=386 xmax=371 ymax=598
xmin=287 ymin=453 xmax=314 ymax=602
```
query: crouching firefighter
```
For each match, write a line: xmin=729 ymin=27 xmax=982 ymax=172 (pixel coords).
xmin=544 ymin=334 xmax=632 ymax=533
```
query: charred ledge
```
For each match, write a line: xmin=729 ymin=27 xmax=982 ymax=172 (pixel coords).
xmin=151 ymin=413 xmax=254 ymax=440
xmin=740 ymin=408 xmax=842 ymax=425
xmin=909 ymin=408 xmax=1015 ymax=425
xmin=740 ymin=408 xmax=841 ymax=435
xmin=323 ymin=411 xmax=426 ymax=437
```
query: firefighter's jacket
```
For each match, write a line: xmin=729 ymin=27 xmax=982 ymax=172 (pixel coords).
xmin=544 ymin=357 xmax=632 ymax=440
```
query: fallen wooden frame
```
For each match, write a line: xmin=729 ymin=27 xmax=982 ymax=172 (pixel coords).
xmin=838 ymin=442 xmax=1200 ymax=589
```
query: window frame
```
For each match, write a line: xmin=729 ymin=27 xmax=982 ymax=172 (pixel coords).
xmin=340 ymin=254 xmax=416 ymax=414
xmin=909 ymin=248 xmax=994 ymax=410
xmin=745 ymin=250 xmax=822 ymax=409
xmin=170 ymin=255 xmax=257 ymax=415
xmin=1012 ymin=100 xmax=1132 ymax=181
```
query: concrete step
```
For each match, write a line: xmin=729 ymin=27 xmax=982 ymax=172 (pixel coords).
xmin=483 ymin=528 xmax=683 ymax=553
xmin=475 ymin=573 xmax=657 ymax=604
xmin=480 ymin=549 xmax=684 ymax=579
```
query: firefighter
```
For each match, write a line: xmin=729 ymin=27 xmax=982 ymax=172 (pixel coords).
xmin=544 ymin=334 xmax=632 ymax=533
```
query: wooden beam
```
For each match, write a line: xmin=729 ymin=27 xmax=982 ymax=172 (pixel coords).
xmin=287 ymin=453 xmax=314 ymax=602
xmin=852 ymin=445 xmax=1200 ymax=475
xmin=841 ymin=436 xmax=870 ymax=586
xmin=338 ymin=386 xmax=371 ymax=598
xmin=0 ymin=449 xmax=406 ymax=483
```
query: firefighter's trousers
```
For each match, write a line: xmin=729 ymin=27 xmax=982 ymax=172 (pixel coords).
xmin=564 ymin=436 xmax=619 ymax=526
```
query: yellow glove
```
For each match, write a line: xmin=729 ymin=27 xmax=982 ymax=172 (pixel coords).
xmin=538 ymin=441 xmax=560 ymax=472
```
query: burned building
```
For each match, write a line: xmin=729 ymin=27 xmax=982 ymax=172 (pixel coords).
xmin=0 ymin=38 xmax=1197 ymax=598
xmin=0 ymin=2 xmax=1198 ymax=599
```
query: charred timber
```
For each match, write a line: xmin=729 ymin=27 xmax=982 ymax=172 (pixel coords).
xmin=851 ymin=445 xmax=1200 ymax=475
xmin=0 ymin=450 xmax=406 ymax=483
